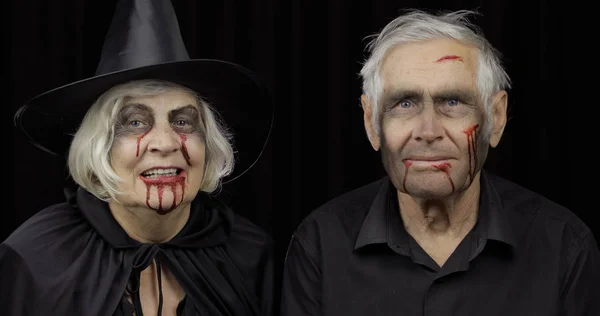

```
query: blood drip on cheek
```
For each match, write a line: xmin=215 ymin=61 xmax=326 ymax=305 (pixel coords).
xmin=136 ymin=129 xmax=151 ymax=157
xmin=432 ymin=162 xmax=455 ymax=192
xmin=179 ymin=134 xmax=191 ymax=166
xmin=144 ymin=177 xmax=186 ymax=215
xmin=136 ymin=131 xmax=191 ymax=165
xmin=462 ymin=124 xmax=479 ymax=182
xmin=402 ymin=160 xmax=412 ymax=192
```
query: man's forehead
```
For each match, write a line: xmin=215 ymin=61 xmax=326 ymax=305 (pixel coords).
xmin=384 ymin=38 xmax=478 ymax=62
xmin=382 ymin=84 xmax=477 ymax=95
xmin=381 ymin=74 xmax=478 ymax=97
xmin=380 ymin=42 xmax=478 ymax=96
xmin=381 ymin=40 xmax=477 ymax=76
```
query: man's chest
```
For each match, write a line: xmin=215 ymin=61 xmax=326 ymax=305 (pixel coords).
xmin=320 ymin=250 xmax=561 ymax=316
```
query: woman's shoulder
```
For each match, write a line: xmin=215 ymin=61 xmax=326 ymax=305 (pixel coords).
xmin=2 ymin=201 xmax=88 ymax=265
xmin=199 ymin=192 xmax=273 ymax=253
xmin=228 ymin=213 xmax=274 ymax=253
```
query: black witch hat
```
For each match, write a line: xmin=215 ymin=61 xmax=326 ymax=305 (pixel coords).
xmin=13 ymin=0 xmax=273 ymax=183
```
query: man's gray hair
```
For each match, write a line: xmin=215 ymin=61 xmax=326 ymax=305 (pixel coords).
xmin=359 ymin=9 xmax=511 ymax=140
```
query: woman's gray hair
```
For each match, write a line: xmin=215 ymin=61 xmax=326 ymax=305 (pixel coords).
xmin=359 ymin=9 xmax=511 ymax=140
xmin=68 ymin=79 xmax=235 ymax=201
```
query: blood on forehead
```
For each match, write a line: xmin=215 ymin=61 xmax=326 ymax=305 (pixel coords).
xmin=435 ymin=55 xmax=463 ymax=62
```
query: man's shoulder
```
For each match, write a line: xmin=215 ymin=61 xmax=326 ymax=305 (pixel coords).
xmin=294 ymin=177 xmax=388 ymax=238
xmin=487 ymin=172 xmax=591 ymax=240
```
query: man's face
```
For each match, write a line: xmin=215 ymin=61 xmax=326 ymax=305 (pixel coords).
xmin=362 ymin=38 xmax=507 ymax=199
xmin=110 ymin=89 xmax=206 ymax=215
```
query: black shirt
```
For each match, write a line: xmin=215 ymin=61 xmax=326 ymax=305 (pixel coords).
xmin=0 ymin=187 xmax=274 ymax=316
xmin=281 ymin=170 xmax=600 ymax=316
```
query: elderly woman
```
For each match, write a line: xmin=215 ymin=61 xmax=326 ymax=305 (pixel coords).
xmin=2 ymin=1 xmax=274 ymax=316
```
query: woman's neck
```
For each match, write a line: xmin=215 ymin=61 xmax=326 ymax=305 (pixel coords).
xmin=108 ymin=201 xmax=191 ymax=243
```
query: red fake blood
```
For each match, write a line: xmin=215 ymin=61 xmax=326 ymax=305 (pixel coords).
xmin=136 ymin=129 xmax=152 ymax=157
xmin=462 ymin=124 xmax=479 ymax=182
xmin=432 ymin=162 xmax=455 ymax=192
xmin=435 ymin=55 xmax=463 ymax=62
xmin=179 ymin=134 xmax=191 ymax=166
xmin=402 ymin=160 xmax=412 ymax=192
xmin=143 ymin=174 xmax=186 ymax=215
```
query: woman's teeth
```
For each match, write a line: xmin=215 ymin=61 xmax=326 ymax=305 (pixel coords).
xmin=142 ymin=168 xmax=178 ymax=177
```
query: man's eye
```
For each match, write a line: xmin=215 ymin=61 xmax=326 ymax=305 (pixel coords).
xmin=447 ymin=99 xmax=460 ymax=106
xmin=398 ymin=100 xmax=413 ymax=108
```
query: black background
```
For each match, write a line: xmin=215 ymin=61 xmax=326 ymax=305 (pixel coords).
xmin=6 ymin=0 xmax=599 ymax=312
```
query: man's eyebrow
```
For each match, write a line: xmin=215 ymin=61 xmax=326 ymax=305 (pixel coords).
xmin=383 ymin=89 xmax=424 ymax=101
xmin=380 ymin=88 xmax=479 ymax=106
xmin=431 ymin=89 xmax=478 ymax=102
xmin=380 ymin=88 xmax=425 ymax=107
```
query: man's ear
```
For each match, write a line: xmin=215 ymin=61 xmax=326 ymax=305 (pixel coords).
xmin=489 ymin=90 xmax=508 ymax=148
xmin=361 ymin=94 xmax=381 ymax=151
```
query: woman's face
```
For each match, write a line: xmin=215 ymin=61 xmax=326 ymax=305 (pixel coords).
xmin=109 ymin=89 xmax=206 ymax=215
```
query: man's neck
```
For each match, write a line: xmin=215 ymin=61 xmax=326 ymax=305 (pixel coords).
xmin=398 ymin=172 xmax=481 ymax=241
xmin=108 ymin=202 xmax=191 ymax=243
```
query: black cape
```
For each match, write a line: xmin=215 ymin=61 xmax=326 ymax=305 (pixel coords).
xmin=0 ymin=187 xmax=274 ymax=316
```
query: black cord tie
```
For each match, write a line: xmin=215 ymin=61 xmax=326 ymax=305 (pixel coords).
xmin=128 ymin=244 xmax=164 ymax=316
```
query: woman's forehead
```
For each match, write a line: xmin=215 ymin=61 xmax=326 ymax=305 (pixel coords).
xmin=122 ymin=90 xmax=201 ymax=114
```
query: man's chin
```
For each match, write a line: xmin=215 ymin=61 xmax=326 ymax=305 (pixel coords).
xmin=396 ymin=175 xmax=459 ymax=198
xmin=399 ymin=187 xmax=455 ymax=200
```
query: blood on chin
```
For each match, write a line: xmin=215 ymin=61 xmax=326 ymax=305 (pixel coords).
xmin=145 ymin=195 xmax=181 ymax=215
xmin=152 ymin=204 xmax=178 ymax=215
xmin=138 ymin=173 xmax=187 ymax=215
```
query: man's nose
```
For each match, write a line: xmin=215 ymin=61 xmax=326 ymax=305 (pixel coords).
xmin=412 ymin=107 xmax=444 ymax=143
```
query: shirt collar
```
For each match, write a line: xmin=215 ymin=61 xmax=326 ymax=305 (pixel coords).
xmin=354 ymin=170 xmax=517 ymax=251
xmin=354 ymin=178 xmax=396 ymax=250
xmin=474 ymin=171 xmax=517 ymax=248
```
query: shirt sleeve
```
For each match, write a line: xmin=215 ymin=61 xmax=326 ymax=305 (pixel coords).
xmin=560 ymin=232 xmax=600 ymax=316
xmin=280 ymin=234 xmax=322 ymax=316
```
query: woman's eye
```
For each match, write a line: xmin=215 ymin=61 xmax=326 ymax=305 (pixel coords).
xmin=130 ymin=120 xmax=143 ymax=127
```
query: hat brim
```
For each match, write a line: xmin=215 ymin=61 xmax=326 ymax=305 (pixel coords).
xmin=14 ymin=59 xmax=274 ymax=183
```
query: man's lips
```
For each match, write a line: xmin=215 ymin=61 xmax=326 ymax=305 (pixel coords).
xmin=403 ymin=157 xmax=452 ymax=162
xmin=403 ymin=158 xmax=453 ymax=168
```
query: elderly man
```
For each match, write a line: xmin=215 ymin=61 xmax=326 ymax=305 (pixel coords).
xmin=280 ymin=9 xmax=599 ymax=316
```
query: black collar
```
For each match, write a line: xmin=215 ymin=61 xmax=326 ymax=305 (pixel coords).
xmin=354 ymin=170 xmax=517 ymax=252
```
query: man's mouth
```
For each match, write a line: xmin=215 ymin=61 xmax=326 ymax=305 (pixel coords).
xmin=403 ymin=157 xmax=452 ymax=162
